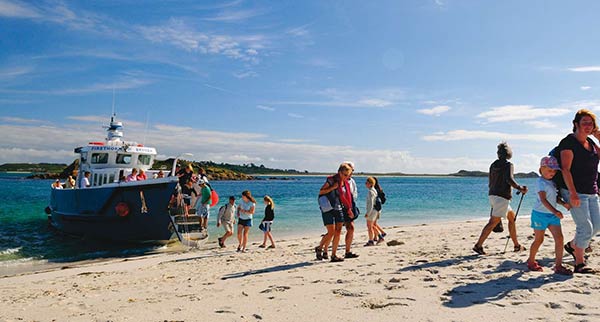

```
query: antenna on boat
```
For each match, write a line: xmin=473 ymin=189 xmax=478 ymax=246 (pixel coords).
xmin=111 ymin=88 xmax=116 ymax=121
xmin=143 ymin=111 xmax=149 ymax=145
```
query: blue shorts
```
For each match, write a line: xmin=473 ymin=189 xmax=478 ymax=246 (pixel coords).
xmin=238 ymin=218 xmax=252 ymax=227
xmin=530 ymin=209 xmax=561 ymax=230
xmin=260 ymin=221 xmax=272 ymax=232
xmin=322 ymin=209 xmax=343 ymax=226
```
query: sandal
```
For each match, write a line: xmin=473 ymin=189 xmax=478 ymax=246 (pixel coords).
xmin=376 ymin=238 xmax=385 ymax=245
xmin=267 ymin=245 xmax=275 ymax=249
xmin=364 ymin=240 xmax=375 ymax=247
xmin=473 ymin=245 xmax=486 ymax=255
xmin=258 ymin=244 xmax=266 ymax=248
xmin=330 ymin=255 xmax=344 ymax=262
xmin=574 ymin=263 xmax=596 ymax=274
xmin=322 ymin=252 xmax=329 ymax=260
xmin=514 ymin=244 xmax=526 ymax=252
xmin=345 ymin=252 xmax=359 ymax=259
xmin=554 ymin=265 xmax=573 ymax=276
xmin=315 ymin=246 xmax=323 ymax=260
xmin=527 ymin=260 xmax=543 ymax=272
xmin=564 ymin=242 xmax=576 ymax=262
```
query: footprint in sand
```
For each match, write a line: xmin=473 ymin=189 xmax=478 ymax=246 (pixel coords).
xmin=260 ymin=286 xmax=291 ymax=293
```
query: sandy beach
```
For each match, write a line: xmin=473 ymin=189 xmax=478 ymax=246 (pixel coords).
xmin=1 ymin=218 xmax=598 ymax=322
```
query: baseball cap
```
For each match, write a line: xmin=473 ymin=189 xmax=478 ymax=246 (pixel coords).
xmin=540 ymin=156 xmax=560 ymax=170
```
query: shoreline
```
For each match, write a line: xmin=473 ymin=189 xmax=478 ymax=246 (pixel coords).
xmin=2 ymin=217 xmax=598 ymax=321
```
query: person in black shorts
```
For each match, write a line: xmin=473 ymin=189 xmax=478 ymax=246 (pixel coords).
xmin=316 ymin=163 xmax=353 ymax=262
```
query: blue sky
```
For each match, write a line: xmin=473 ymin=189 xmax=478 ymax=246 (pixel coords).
xmin=2 ymin=0 xmax=600 ymax=173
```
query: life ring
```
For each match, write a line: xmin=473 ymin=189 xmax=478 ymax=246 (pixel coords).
xmin=115 ymin=202 xmax=130 ymax=217
xmin=210 ymin=190 xmax=219 ymax=207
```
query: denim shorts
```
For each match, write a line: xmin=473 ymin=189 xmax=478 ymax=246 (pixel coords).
xmin=238 ymin=218 xmax=252 ymax=227
xmin=560 ymin=189 xmax=600 ymax=248
xmin=322 ymin=209 xmax=343 ymax=226
xmin=530 ymin=209 xmax=561 ymax=230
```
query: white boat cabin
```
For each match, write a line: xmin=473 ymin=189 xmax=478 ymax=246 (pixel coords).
xmin=74 ymin=117 xmax=163 ymax=188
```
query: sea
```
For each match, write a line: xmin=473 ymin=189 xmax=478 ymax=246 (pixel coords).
xmin=0 ymin=172 xmax=539 ymax=275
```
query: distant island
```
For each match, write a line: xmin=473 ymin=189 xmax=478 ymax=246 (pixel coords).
xmin=0 ymin=162 xmax=539 ymax=180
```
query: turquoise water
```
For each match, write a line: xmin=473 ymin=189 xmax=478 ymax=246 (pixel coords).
xmin=0 ymin=173 xmax=538 ymax=269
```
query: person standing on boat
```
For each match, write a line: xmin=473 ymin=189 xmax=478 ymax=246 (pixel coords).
xmin=126 ymin=168 xmax=138 ymax=182
xmin=177 ymin=163 xmax=194 ymax=186
xmin=65 ymin=175 xmax=76 ymax=188
xmin=196 ymin=179 xmax=212 ymax=231
xmin=217 ymin=196 xmax=236 ymax=248
xmin=79 ymin=171 xmax=91 ymax=188
xmin=473 ymin=142 xmax=528 ymax=255
xmin=52 ymin=179 xmax=63 ymax=189
xmin=237 ymin=190 xmax=256 ymax=253
xmin=137 ymin=169 xmax=147 ymax=181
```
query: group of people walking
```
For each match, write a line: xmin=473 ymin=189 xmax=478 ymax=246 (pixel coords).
xmin=214 ymin=191 xmax=277 ymax=252
xmin=315 ymin=162 xmax=387 ymax=262
xmin=474 ymin=109 xmax=600 ymax=275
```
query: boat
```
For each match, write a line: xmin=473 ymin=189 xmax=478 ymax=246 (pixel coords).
xmin=47 ymin=115 xmax=207 ymax=245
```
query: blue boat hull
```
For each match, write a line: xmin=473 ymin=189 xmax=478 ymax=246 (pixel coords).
xmin=49 ymin=179 xmax=179 ymax=243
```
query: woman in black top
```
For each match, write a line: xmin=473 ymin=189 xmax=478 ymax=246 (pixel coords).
xmin=557 ymin=109 xmax=600 ymax=274
xmin=259 ymin=195 xmax=276 ymax=249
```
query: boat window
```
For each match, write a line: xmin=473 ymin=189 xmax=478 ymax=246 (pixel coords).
xmin=138 ymin=154 xmax=152 ymax=166
xmin=91 ymin=153 xmax=109 ymax=164
xmin=116 ymin=154 xmax=132 ymax=164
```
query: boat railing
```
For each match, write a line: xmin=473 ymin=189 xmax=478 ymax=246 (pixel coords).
xmin=86 ymin=168 xmax=175 ymax=187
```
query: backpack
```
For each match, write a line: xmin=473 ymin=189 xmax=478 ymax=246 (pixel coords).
xmin=374 ymin=195 xmax=382 ymax=211
xmin=218 ymin=204 xmax=226 ymax=218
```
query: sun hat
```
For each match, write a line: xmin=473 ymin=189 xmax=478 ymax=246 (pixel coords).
xmin=540 ymin=156 xmax=560 ymax=170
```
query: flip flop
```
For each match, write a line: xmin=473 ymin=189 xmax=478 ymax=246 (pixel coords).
xmin=554 ymin=265 xmax=573 ymax=276
xmin=315 ymin=246 xmax=323 ymax=260
xmin=574 ymin=263 xmax=596 ymax=274
xmin=564 ymin=242 xmax=576 ymax=262
xmin=473 ymin=245 xmax=486 ymax=255
xmin=514 ymin=244 xmax=526 ymax=252
xmin=527 ymin=260 xmax=543 ymax=272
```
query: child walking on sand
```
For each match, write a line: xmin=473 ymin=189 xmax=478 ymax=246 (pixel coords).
xmin=259 ymin=195 xmax=276 ymax=249
xmin=217 ymin=196 xmax=236 ymax=248
xmin=527 ymin=156 xmax=573 ymax=275
xmin=473 ymin=142 xmax=528 ymax=255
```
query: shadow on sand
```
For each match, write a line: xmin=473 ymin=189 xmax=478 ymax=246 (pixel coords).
xmin=221 ymin=261 xmax=314 ymax=280
xmin=443 ymin=262 xmax=572 ymax=308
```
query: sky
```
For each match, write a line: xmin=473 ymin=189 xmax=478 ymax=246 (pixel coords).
xmin=2 ymin=0 xmax=600 ymax=174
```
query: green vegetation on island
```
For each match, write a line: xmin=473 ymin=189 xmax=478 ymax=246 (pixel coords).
xmin=1 ymin=162 xmax=539 ymax=180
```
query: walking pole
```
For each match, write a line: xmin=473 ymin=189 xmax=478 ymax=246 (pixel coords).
xmin=503 ymin=191 xmax=524 ymax=254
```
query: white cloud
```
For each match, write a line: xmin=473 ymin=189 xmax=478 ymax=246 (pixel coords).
xmin=568 ymin=66 xmax=600 ymax=72
xmin=0 ymin=121 xmax=499 ymax=173
xmin=525 ymin=120 xmax=557 ymax=129
xmin=233 ymin=70 xmax=258 ymax=79
xmin=202 ymin=9 xmax=265 ymax=22
xmin=477 ymin=105 xmax=571 ymax=123
xmin=0 ymin=0 xmax=40 ymax=18
xmin=256 ymin=105 xmax=275 ymax=112
xmin=136 ymin=19 xmax=265 ymax=63
xmin=0 ymin=77 xmax=152 ymax=96
xmin=287 ymin=113 xmax=304 ymax=119
xmin=356 ymin=98 xmax=393 ymax=108
xmin=422 ymin=130 xmax=561 ymax=142
xmin=303 ymin=58 xmax=336 ymax=69
xmin=0 ymin=65 xmax=35 ymax=79
xmin=286 ymin=24 xmax=312 ymax=37
xmin=0 ymin=116 xmax=45 ymax=124
xmin=581 ymin=86 xmax=592 ymax=91
xmin=417 ymin=105 xmax=451 ymax=116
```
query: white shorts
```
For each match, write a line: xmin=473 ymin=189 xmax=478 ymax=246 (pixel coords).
xmin=489 ymin=195 xmax=512 ymax=219
xmin=366 ymin=210 xmax=380 ymax=222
